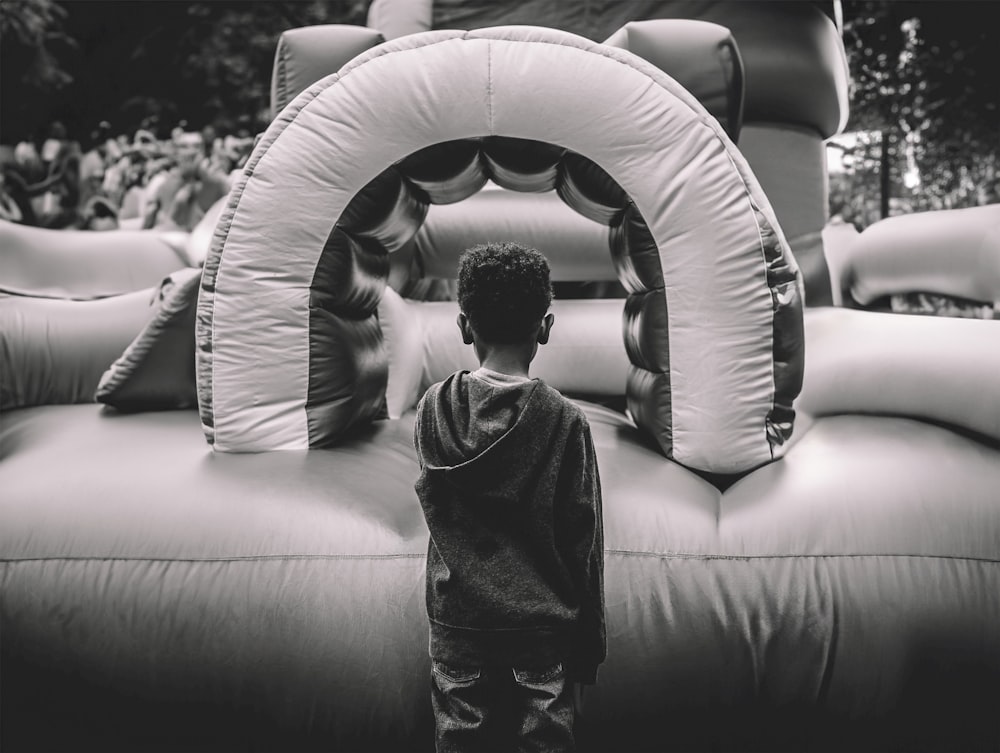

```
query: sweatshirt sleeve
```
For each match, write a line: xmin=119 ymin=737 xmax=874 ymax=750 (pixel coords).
xmin=557 ymin=413 xmax=607 ymax=684
xmin=412 ymin=390 xmax=431 ymax=467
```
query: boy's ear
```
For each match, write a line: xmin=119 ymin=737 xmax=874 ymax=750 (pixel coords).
xmin=537 ymin=313 xmax=554 ymax=345
xmin=457 ymin=313 xmax=475 ymax=345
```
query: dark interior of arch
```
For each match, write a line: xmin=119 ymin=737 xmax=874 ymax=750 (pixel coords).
xmin=304 ymin=136 xmax=798 ymax=460
xmin=330 ymin=136 xmax=661 ymax=296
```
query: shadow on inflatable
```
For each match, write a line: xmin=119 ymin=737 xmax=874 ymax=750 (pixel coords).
xmin=1 ymin=4 xmax=998 ymax=752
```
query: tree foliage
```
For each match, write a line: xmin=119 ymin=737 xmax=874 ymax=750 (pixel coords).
xmin=0 ymin=0 xmax=76 ymax=140
xmin=4 ymin=0 xmax=998 ymax=223
xmin=1 ymin=1 xmax=367 ymax=144
xmin=834 ymin=1 xmax=1000 ymax=228
xmin=0 ymin=0 xmax=74 ymax=89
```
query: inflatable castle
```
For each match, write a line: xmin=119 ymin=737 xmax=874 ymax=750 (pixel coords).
xmin=2 ymin=2 xmax=998 ymax=751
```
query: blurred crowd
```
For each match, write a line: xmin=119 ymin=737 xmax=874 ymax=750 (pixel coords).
xmin=0 ymin=120 xmax=255 ymax=232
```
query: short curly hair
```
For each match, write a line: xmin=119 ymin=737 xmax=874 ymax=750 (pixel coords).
xmin=457 ymin=242 xmax=553 ymax=344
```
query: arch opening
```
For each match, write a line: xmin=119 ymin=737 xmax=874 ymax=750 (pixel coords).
xmin=312 ymin=136 xmax=666 ymax=448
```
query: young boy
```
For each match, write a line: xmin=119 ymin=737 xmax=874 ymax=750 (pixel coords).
xmin=413 ymin=242 xmax=606 ymax=753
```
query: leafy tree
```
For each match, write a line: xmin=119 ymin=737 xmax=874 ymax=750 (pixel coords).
xmin=158 ymin=1 xmax=368 ymax=135
xmin=1 ymin=1 xmax=368 ymax=145
xmin=0 ymin=0 xmax=76 ymax=141
xmin=834 ymin=1 xmax=1000 ymax=228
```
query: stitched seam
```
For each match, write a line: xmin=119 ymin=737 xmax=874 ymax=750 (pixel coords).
xmin=606 ymin=549 xmax=1000 ymax=564
xmin=429 ymin=616 xmax=566 ymax=633
xmin=487 ymin=40 xmax=494 ymax=133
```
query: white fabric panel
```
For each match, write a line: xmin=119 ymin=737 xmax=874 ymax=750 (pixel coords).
xmin=182 ymin=197 xmax=225 ymax=268
xmin=380 ymin=292 xmax=628 ymax=418
xmin=418 ymin=299 xmax=628 ymax=396
xmin=822 ymin=219 xmax=861 ymax=306
xmin=366 ymin=0 xmax=432 ymax=40
xmin=477 ymin=29 xmax=782 ymax=471
xmin=531 ymin=299 xmax=628 ymax=394
xmin=417 ymin=190 xmax=614 ymax=281
xmin=414 ymin=303 xmax=479 ymax=393
xmin=378 ymin=287 xmax=426 ymax=419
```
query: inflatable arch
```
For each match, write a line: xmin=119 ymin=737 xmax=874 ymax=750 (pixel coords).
xmin=197 ymin=26 xmax=804 ymax=474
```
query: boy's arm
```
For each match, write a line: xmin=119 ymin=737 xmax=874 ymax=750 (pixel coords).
xmin=558 ymin=416 xmax=607 ymax=685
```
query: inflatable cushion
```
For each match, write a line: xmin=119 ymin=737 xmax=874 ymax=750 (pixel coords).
xmin=270 ymin=24 xmax=385 ymax=117
xmin=798 ymin=307 xmax=1000 ymax=442
xmin=822 ymin=218 xmax=861 ymax=305
xmin=0 ymin=289 xmax=155 ymax=409
xmin=179 ymin=196 xmax=227 ymax=268
xmin=23 ymin=282 xmax=622 ymax=421
xmin=0 ymin=220 xmax=190 ymax=300
xmin=413 ymin=188 xmax=614 ymax=282
xmin=603 ymin=20 xmax=744 ymax=141
xmin=379 ymin=288 xmax=626 ymax=418
xmin=95 ymin=268 xmax=202 ymax=411
xmin=842 ymin=205 xmax=1000 ymax=307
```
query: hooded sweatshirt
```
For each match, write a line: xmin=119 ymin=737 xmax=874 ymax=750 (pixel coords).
xmin=414 ymin=369 xmax=606 ymax=683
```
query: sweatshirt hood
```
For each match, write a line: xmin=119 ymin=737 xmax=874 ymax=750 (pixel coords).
xmin=416 ymin=371 xmax=551 ymax=492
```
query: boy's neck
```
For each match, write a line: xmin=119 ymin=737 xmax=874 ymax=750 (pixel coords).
xmin=474 ymin=343 xmax=537 ymax=380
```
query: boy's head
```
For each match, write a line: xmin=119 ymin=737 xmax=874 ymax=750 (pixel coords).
xmin=457 ymin=242 xmax=553 ymax=346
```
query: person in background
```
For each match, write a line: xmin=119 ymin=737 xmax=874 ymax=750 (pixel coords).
xmin=78 ymin=195 xmax=119 ymax=231
xmin=13 ymin=137 xmax=45 ymax=185
xmin=0 ymin=148 xmax=37 ymax=225
xmin=201 ymin=123 xmax=219 ymax=166
xmin=31 ymin=121 xmax=81 ymax=228
xmin=0 ymin=168 xmax=26 ymax=223
xmin=78 ymin=121 xmax=114 ymax=209
xmin=142 ymin=130 xmax=228 ymax=231
xmin=40 ymin=121 xmax=68 ymax=172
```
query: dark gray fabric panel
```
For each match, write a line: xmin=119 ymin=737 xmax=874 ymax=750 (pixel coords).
xmin=426 ymin=1 xmax=846 ymax=136
xmin=270 ymin=24 xmax=385 ymax=118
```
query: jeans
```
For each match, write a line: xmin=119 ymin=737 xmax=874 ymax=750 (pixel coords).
xmin=431 ymin=659 xmax=575 ymax=753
